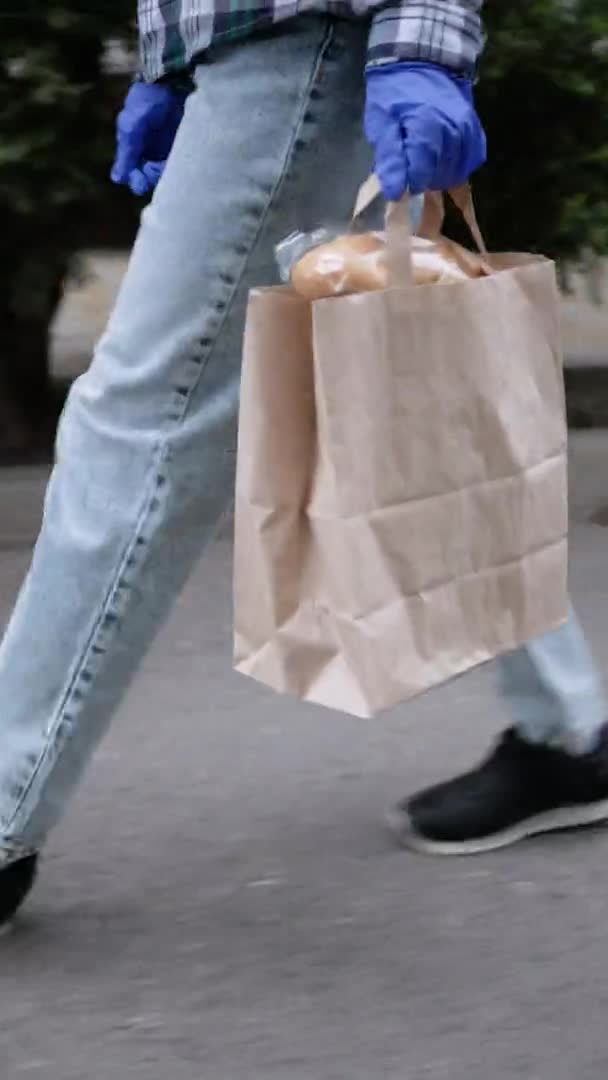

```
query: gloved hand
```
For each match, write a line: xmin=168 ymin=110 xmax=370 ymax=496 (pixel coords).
xmin=110 ymin=82 xmax=188 ymax=197
xmin=364 ymin=63 xmax=486 ymax=200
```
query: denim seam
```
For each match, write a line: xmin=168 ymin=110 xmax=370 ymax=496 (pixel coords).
xmin=2 ymin=443 xmax=170 ymax=834
xmin=1 ymin=21 xmax=336 ymax=841
xmin=168 ymin=19 xmax=336 ymax=430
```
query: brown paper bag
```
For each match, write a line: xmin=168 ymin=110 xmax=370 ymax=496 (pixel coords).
xmin=234 ymin=182 xmax=569 ymax=717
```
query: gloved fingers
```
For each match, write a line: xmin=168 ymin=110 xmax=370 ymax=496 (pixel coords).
xmin=126 ymin=160 xmax=166 ymax=196
xmin=142 ymin=160 xmax=166 ymax=188
xmin=111 ymin=109 xmax=146 ymax=186
xmin=111 ymin=133 xmax=141 ymax=186
xmin=372 ymin=118 xmax=409 ymax=202
xmin=433 ymin=112 xmax=487 ymax=190
xmin=127 ymin=168 xmax=151 ymax=197
xmin=133 ymin=99 xmax=185 ymax=173
xmin=401 ymin=108 xmax=444 ymax=194
xmin=110 ymin=79 xmax=190 ymax=192
xmin=402 ymin=107 xmax=486 ymax=193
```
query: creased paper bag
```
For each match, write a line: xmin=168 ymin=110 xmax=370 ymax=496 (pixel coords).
xmin=234 ymin=184 xmax=568 ymax=717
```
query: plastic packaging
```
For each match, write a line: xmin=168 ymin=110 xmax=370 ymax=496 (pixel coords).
xmin=275 ymin=227 xmax=342 ymax=285
xmin=276 ymin=223 xmax=488 ymax=301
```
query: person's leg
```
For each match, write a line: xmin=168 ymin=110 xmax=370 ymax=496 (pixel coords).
xmin=0 ymin=18 xmax=372 ymax=875
xmin=390 ymin=614 xmax=608 ymax=855
xmin=498 ymin=613 xmax=605 ymax=756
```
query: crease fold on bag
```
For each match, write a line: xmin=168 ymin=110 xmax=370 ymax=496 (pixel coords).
xmin=233 ymin=218 xmax=569 ymax=718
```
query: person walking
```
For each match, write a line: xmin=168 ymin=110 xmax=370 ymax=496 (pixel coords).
xmin=1 ymin=0 xmax=607 ymax=927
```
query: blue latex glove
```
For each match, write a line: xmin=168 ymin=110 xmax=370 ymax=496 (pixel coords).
xmin=111 ymin=82 xmax=188 ymax=197
xmin=364 ymin=63 xmax=486 ymax=200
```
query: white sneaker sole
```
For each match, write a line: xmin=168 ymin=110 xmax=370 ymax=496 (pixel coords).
xmin=388 ymin=798 xmax=608 ymax=856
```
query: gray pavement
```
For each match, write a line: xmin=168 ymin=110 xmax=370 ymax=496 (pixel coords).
xmin=1 ymin=435 xmax=608 ymax=1079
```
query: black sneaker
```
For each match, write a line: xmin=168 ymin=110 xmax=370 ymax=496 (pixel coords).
xmin=389 ymin=727 xmax=608 ymax=855
xmin=0 ymin=855 xmax=38 ymax=930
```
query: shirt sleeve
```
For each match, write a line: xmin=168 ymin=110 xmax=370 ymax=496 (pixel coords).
xmin=367 ymin=0 xmax=485 ymax=77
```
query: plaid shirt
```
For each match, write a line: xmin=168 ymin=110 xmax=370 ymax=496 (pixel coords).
xmin=138 ymin=0 xmax=484 ymax=83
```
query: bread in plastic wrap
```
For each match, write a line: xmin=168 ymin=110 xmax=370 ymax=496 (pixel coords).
xmin=290 ymin=230 xmax=488 ymax=300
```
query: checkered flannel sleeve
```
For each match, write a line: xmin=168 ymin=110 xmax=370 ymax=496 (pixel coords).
xmin=367 ymin=0 xmax=485 ymax=76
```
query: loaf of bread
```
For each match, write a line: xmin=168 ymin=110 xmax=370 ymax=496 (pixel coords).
xmin=290 ymin=231 xmax=487 ymax=300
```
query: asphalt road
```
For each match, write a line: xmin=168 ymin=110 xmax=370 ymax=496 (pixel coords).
xmin=1 ymin=435 xmax=608 ymax=1080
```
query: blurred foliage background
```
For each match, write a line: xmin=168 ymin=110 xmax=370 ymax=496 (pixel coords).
xmin=0 ymin=3 xmax=135 ymax=452
xmin=1 ymin=0 xmax=608 ymax=454
xmin=477 ymin=0 xmax=608 ymax=256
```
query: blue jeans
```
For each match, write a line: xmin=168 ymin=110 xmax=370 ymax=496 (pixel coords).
xmin=0 ymin=18 xmax=604 ymax=863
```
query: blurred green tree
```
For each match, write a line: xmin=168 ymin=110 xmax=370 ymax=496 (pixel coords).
xmin=1 ymin=1 xmax=608 ymax=455
xmin=0 ymin=5 xmax=135 ymax=456
xmin=476 ymin=0 xmax=608 ymax=256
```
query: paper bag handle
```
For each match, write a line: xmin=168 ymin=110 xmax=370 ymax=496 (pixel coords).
xmin=352 ymin=175 xmax=489 ymax=287
xmin=418 ymin=186 xmax=487 ymax=257
xmin=352 ymin=173 xmax=413 ymax=288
